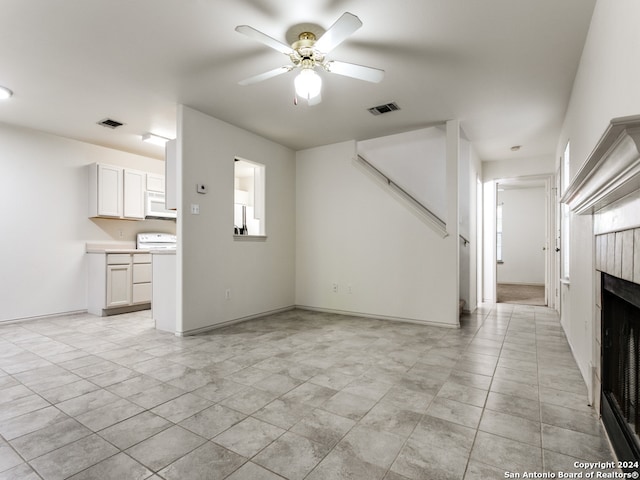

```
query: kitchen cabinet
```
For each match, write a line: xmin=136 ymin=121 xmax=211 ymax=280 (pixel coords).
xmin=132 ymin=254 xmax=152 ymax=303
xmin=88 ymin=251 xmax=152 ymax=316
xmin=146 ymin=173 xmax=165 ymax=193
xmin=91 ymin=163 xmax=123 ymax=217
xmin=106 ymin=256 xmax=132 ymax=307
xmin=89 ymin=163 xmax=148 ymax=220
xmin=123 ymin=169 xmax=146 ymax=219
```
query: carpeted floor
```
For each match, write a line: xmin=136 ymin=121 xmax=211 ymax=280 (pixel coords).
xmin=497 ymin=283 xmax=546 ymax=306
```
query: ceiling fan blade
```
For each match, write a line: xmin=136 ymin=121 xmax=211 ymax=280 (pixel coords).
xmin=238 ymin=66 xmax=292 ymax=86
xmin=235 ymin=25 xmax=294 ymax=55
xmin=308 ymin=93 xmax=322 ymax=106
xmin=314 ymin=12 xmax=362 ymax=53
xmin=325 ymin=61 xmax=384 ymax=83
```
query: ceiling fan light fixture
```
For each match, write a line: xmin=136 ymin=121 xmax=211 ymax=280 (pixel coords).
xmin=0 ymin=86 xmax=13 ymax=100
xmin=294 ymin=68 xmax=322 ymax=100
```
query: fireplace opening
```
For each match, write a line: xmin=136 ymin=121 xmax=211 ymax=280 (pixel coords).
xmin=602 ymin=273 xmax=640 ymax=466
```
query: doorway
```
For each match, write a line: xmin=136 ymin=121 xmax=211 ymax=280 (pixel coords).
xmin=494 ymin=176 xmax=551 ymax=306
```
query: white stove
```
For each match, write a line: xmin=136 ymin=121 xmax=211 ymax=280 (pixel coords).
xmin=137 ymin=233 xmax=176 ymax=250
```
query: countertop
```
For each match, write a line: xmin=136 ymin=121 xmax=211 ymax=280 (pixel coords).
xmin=86 ymin=247 xmax=176 ymax=255
xmin=86 ymin=248 xmax=142 ymax=254
xmin=86 ymin=241 xmax=136 ymax=253
xmin=85 ymin=242 xmax=175 ymax=254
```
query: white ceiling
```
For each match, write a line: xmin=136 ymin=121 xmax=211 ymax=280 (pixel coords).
xmin=0 ymin=0 xmax=595 ymax=162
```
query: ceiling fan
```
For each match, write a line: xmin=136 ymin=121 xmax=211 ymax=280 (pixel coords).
xmin=235 ymin=12 xmax=384 ymax=105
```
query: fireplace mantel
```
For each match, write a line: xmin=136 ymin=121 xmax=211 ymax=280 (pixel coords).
xmin=562 ymin=115 xmax=640 ymax=215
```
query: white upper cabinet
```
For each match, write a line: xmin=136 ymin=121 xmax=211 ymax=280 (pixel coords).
xmin=89 ymin=163 xmax=154 ymax=220
xmin=146 ymin=173 xmax=165 ymax=193
xmin=90 ymin=163 xmax=123 ymax=218
xmin=123 ymin=169 xmax=146 ymax=220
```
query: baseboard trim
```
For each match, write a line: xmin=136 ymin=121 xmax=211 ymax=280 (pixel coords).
xmin=177 ymin=305 xmax=296 ymax=336
xmin=0 ymin=309 xmax=88 ymax=325
xmin=179 ymin=304 xmax=460 ymax=335
xmin=497 ymin=282 xmax=545 ymax=287
xmin=3 ymin=304 xmax=461 ymax=333
xmin=100 ymin=304 xmax=150 ymax=317
xmin=295 ymin=305 xmax=459 ymax=329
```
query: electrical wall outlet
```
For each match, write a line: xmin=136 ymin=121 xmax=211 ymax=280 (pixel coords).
xmin=190 ymin=204 xmax=200 ymax=214
xmin=332 ymin=283 xmax=338 ymax=293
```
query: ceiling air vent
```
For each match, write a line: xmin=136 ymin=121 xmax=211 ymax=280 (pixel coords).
xmin=367 ymin=102 xmax=400 ymax=116
xmin=97 ymin=118 xmax=125 ymax=129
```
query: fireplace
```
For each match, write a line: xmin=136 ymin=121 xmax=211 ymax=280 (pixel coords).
xmin=601 ymin=273 xmax=640 ymax=464
xmin=560 ymin=115 xmax=640 ymax=465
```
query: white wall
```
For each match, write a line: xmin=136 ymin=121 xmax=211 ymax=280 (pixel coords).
xmin=358 ymin=126 xmax=447 ymax=221
xmin=483 ymin=155 xmax=555 ymax=180
xmin=0 ymin=122 xmax=172 ymax=322
xmin=555 ymin=0 xmax=640 ymax=396
xmin=358 ymin=125 xmax=478 ymax=313
xmin=295 ymin=139 xmax=459 ymax=327
xmin=497 ymin=187 xmax=546 ymax=284
xmin=177 ymin=106 xmax=296 ymax=334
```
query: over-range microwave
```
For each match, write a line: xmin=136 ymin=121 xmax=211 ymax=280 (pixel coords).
xmin=145 ymin=191 xmax=177 ymax=219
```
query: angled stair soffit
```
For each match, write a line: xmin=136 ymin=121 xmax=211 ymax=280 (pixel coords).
xmin=354 ymin=154 xmax=448 ymax=238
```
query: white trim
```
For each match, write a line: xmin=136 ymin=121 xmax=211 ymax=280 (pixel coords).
xmin=562 ymin=115 xmax=640 ymax=214
xmin=0 ymin=309 xmax=88 ymax=324
xmin=496 ymin=282 xmax=545 ymax=287
xmin=177 ymin=305 xmax=461 ymax=336
xmin=296 ymin=305 xmax=460 ymax=329
xmin=233 ymin=235 xmax=267 ymax=241
xmin=176 ymin=306 xmax=296 ymax=336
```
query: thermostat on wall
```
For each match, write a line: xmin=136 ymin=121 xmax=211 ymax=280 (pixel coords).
xmin=196 ymin=184 xmax=208 ymax=194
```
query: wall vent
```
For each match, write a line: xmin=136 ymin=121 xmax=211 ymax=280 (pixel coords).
xmin=97 ymin=118 xmax=125 ymax=129
xmin=367 ymin=102 xmax=400 ymax=116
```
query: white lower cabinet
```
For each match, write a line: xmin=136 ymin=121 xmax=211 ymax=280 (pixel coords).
xmin=132 ymin=254 xmax=152 ymax=303
xmin=88 ymin=252 xmax=152 ymax=316
xmin=106 ymin=263 xmax=132 ymax=307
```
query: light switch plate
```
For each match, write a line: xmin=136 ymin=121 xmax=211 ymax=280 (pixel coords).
xmin=190 ymin=204 xmax=200 ymax=214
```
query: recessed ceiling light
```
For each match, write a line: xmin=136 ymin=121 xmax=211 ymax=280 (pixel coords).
xmin=510 ymin=145 xmax=521 ymax=152
xmin=142 ymin=133 xmax=170 ymax=146
xmin=0 ymin=86 xmax=13 ymax=100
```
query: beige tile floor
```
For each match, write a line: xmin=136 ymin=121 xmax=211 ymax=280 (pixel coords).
xmin=0 ymin=304 xmax=617 ymax=479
